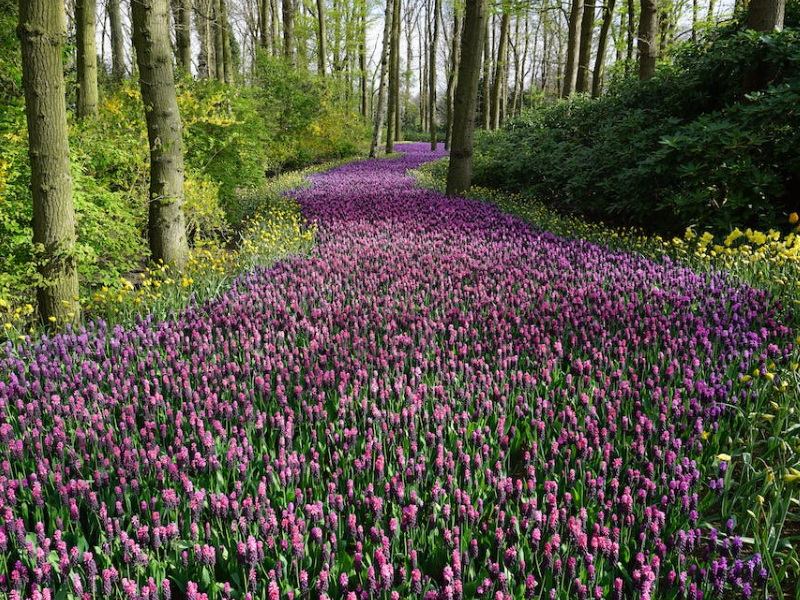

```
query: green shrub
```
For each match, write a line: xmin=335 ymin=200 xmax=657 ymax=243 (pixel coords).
xmin=473 ymin=3 xmax=800 ymax=234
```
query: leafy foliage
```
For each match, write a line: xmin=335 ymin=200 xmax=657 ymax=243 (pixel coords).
xmin=473 ymin=4 xmax=800 ymax=234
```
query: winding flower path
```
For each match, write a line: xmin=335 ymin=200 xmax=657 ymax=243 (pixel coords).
xmin=0 ymin=144 xmax=792 ymax=600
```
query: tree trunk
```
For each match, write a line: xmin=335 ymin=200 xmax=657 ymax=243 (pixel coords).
xmin=393 ymin=0 xmax=402 ymax=142
xmin=638 ymin=0 xmax=658 ymax=79
xmin=283 ymin=0 xmax=295 ymax=64
xmin=430 ymin=0 xmax=440 ymax=150
xmin=173 ymin=0 xmax=192 ymax=72
xmin=131 ymin=0 xmax=190 ymax=271
xmin=19 ymin=0 xmax=81 ymax=327
xmin=592 ymin=0 xmax=615 ymax=97
xmin=369 ymin=0 xmax=394 ymax=157
xmin=576 ymin=1 xmax=595 ymax=93
xmin=220 ymin=0 xmax=233 ymax=83
xmin=76 ymin=0 xmax=99 ymax=117
xmin=446 ymin=0 xmax=488 ymax=196
xmin=626 ymin=0 xmax=634 ymax=70
xmin=316 ymin=0 xmax=327 ymax=76
xmin=445 ymin=7 xmax=462 ymax=150
xmin=691 ymin=0 xmax=697 ymax=41
xmin=481 ymin=16 xmax=490 ymax=129
xmin=108 ymin=0 xmax=126 ymax=80
xmin=214 ymin=0 xmax=225 ymax=80
xmin=360 ymin=0 xmax=367 ymax=116
xmin=747 ymin=0 xmax=785 ymax=30
xmin=386 ymin=0 xmax=401 ymax=152
xmin=490 ymin=8 xmax=509 ymax=129
xmin=259 ymin=0 xmax=270 ymax=48
xmin=707 ymin=0 xmax=716 ymax=25
xmin=562 ymin=0 xmax=584 ymax=97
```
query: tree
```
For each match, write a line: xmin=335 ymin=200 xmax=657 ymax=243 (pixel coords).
xmin=370 ymin=0 xmax=395 ymax=157
xmin=386 ymin=0 xmax=401 ymax=152
xmin=18 ymin=0 xmax=81 ymax=326
xmin=592 ymin=0 xmax=615 ymax=97
xmin=76 ymin=0 xmax=99 ymax=117
xmin=490 ymin=5 xmax=509 ymax=128
xmin=173 ymin=0 xmax=192 ymax=72
xmin=562 ymin=0 xmax=584 ymax=96
xmin=638 ymin=0 xmax=658 ymax=79
xmin=445 ymin=4 xmax=462 ymax=150
xmin=283 ymin=0 xmax=295 ymax=64
xmin=214 ymin=0 xmax=226 ymax=80
xmin=108 ymin=0 xmax=126 ymax=81
xmin=576 ymin=0 xmax=595 ymax=93
xmin=317 ymin=0 xmax=327 ymax=76
xmin=131 ymin=0 xmax=190 ymax=270
xmin=746 ymin=0 xmax=785 ymax=30
xmin=430 ymin=0 xmax=440 ymax=150
xmin=446 ymin=0 xmax=487 ymax=196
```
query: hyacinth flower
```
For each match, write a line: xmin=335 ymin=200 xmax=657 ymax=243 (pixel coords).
xmin=0 ymin=144 xmax=793 ymax=599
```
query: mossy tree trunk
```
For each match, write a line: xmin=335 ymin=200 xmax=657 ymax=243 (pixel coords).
xmin=283 ymin=0 xmax=295 ymax=64
xmin=446 ymin=0 xmax=488 ymax=197
xmin=386 ymin=0 xmax=400 ymax=153
xmin=562 ymin=0 xmax=584 ymax=96
xmin=131 ymin=0 xmax=190 ymax=271
xmin=18 ymin=0 xmax=81 ymax=327
xmin=429 ymin=0 xmax=439 ymax=150
xmin=490 ymin=6 xmax=509 ymax=129
xmin=316 ymin=0 xmax=327 ymax=76
xmin=172 ymin=0 xmax=192 ymax=72
xmin=76 ymin=0 xmax=99 ymax=117
xmin=592 ymin=0 xmax=616 ymax=97
xmin=445 ymin=6 xmax=461 ymax=150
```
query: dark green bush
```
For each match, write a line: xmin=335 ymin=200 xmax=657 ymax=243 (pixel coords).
xmin=473 ymin=3 xmax=800 ymax=234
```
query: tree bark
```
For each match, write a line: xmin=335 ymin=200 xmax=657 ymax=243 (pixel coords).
xmin=18 ymin=0 xmax=81 ymax=327
xmin=638 ymin=0 xmax=658 ymax=79
xmin=108 ymin=0 xmax=126 ymax=80
xmin=360 ymin=0 xmax=367 ymax=116
xmin=131 ymin=0 xmax=190 ymax=271
xmin=746 ymin=0 xmax=785 ymax=30
xmin=626 ymin=0 xmax=634 ymax=70
xmin=283 ymin=0 xmax=295 ymax=64
xmin=259 ymin=0 xmax=270 ymax=48
xmin=562 ymin=0 xmax=584 ymax=97
xmin=481 ymin=16 xmax=490 ymax=129
xmin=445 ymin=6 xmax=462 ymax=150
xmin=393 ymin=0 xmax=401 ymax=142
xmin=386 ymin=0 xmax=401 ymax=151
xmin=430 ymin=0 xmax=440 ymax=150
xmin=490 ymin=7 xmax=509 ymax=128
xmin=220 ymin=0 xmax=233 ymax=83
xmin=214 ymin=0 xmax=225 ymax=80
xmin=446 ymin=0 xmax=488 ymax=197
xmin=173 ymin=0 xmax=192 ymax=72
xmin=76 ymin=0 xmax=99 ymax=117
xmin=369 ymin=0 xmax=394 ymax=157
xmin=576 ymin=1 xmax=595 ymax=93
xmin=316 ymin=0 xmax=327 ymax=76
xmin=592 ymin=0 xmax=615 ymax=97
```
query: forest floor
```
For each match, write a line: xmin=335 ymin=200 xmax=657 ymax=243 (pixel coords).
xmin=0 ymin=143 xmax=797 ymax=599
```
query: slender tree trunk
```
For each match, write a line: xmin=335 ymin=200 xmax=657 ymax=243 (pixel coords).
xmin=387 ymin=0 xmax=401 ymax=151
xmin=490 ymin=8 xmax=509 ymax=129
xmin=481 ymin=16 xmax=490 ymax=129
xmin=76 ymin=0 xmax=99 ymax=117
xmin=271 ymin=0 xmax=279 ymax=55
xmin=406 ymin=4 xmax=414 ymax=127
xmin=370 ymin=0 xmax=394 ymax=157
xmin=691 ymin=0 xmax=697 ymax=40
xmin=707 ymin=0 xmax=716 ymax=24
xmin=19 ymin=0 xmax=81 ymax=326
xmin=259 ymin=0 xmax=270 ymax=47
xmin=283 ymin=0 xmax=295 ymax=64
xmin=214 ymin=0 xmax=225 ymax=80
xmin=446 ymin=0 xmax=488 ymax=196
xmin=445 ymin=7 xmax=462 ymax=150
xmin=317 ymin=0 xmax=327 ymax=75
xmin=393 ymin=0 xmax=401 ymax=142
xmin=429 ymin=0 xmax=440 ymax=150
xmin=747 ymin=0 xmax=785 ymax=30
xmin=360 ymin=0 xmax=367 ymax=116
xmin=562 ymin=0 xmax=584 ymax=97
xmin=576 ymin=1 xmax=595 ymax=93
xmin=220 ymin=0 xmax=233 ymax=82
xmin=173 ymin=0 xmax=192 ymax=72
xmin=592 ymin=0 xmax=615 ymax=96
xmin=626 ymin=0 xmax=634 ymax=70
xmin=108 ymin=0 xmax=126 ymax=80
xmin=638 ymin=0 xmax=658 ymax=79
xmin=131 ymin=0 xmax=190 ymax=270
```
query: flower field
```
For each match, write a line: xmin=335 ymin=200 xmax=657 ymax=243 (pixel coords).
xmin=0 ymin=144 xmax=796 ymax=599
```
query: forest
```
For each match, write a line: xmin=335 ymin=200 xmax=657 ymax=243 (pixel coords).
xmin=0 ymin=0 xmax=799 ymax=598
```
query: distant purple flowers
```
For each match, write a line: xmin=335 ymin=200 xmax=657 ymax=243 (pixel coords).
xmin=0 ymin=144 xmax=791 ymax=599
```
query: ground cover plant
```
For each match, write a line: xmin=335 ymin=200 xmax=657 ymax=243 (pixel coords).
xmin=0 ymin=144 xmax=796 ymax=600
